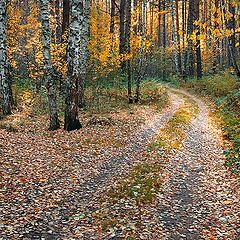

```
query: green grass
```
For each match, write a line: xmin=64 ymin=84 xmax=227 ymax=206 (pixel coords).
xmin=84 ymin=80 xmax=169 ymax=113
xmin=148 ymin=96 xmax=199 ymax=152
xmin=107 ymin=163 xmax=162 ymax=204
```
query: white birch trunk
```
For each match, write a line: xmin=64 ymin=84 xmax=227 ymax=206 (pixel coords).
xmin=0 ymin=0 xmax=11 ymax=115
xmin=64 ymin=0 xmax=83 ymax=131
xmin=40 ymin=0 xmax=60 ymax=130
xmin=78 ymin=0 xmax=91 ymax=108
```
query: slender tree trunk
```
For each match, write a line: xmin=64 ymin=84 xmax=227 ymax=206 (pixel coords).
xmin=135 ymin=0 xmax=146 ymax=103
xmin=119 ymin=0 xmax=126 ymax=71
xmin=182 ymin=0 xmax=187 ymax=78
xmin=125 ymin=0 xmax=132 ymax=103
xmin=61 ymin=0 xmax=70 ymax=41
xmin=133 ymin=0 xmax=138 ymax=35
xmin=170 ymin=0 xmax=180 ymax=74
xmin=55 ymin=0 xmax=61 ymax=43
xmin=110 ymin=0 xmax=116 ymax=34
xmin=158 ymin=0 xmax=162 ymax=48
xmin=175 ymin=0 xmax=182 ymax=74
xmin=162 ymin=0 xmax=167 ymax=80
xmin=78 ymin=0 xmax=91 ymax=108
xmin=64 ymin=0 xmax=82 ymax=131
xmin=227 ymin=1 xmax=240 ymax=77
xmin=40 ymin=0 xmax=60 ymax=130
xmin=0 ymin=0 xmax=12 ymax=115
xmin=186 ymin=0 xmax=195 ymax=77
xmin=213 ymin=0 xmax=220 ymax=71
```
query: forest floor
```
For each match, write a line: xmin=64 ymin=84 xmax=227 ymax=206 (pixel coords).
xmin=0 ymin=87 xmax=239 ymax=240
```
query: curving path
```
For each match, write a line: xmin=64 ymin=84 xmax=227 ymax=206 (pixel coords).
xmin=158 ymin=89 xmax=239 ymax=240
xmin=1 ymin=89 xmax=239 ymax=240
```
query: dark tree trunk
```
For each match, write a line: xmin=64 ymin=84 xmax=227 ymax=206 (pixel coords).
xmin=194 ymin=0 xmax=202 ymax=78
xmin=135 ymin=0 xmax=146 ymax=103
xmin=228 ymin=2 xmax=240 ymax=77
xmin=110 ymin=0 xmax=116 ymax=34
xmin=55 ymin=0 xmax=61 ymax=43
xmin=125 ymin=0 xmax=132 ymax=103
xmin=119 ymin=0 xmax=126 ymax=71
xmin=186 ymin=0 xmax=195 ymax=77
xmin=62 ymin=0 xmax=70 ymax=41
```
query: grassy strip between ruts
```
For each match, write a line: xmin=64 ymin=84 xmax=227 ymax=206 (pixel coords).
xmin=148 ymin=93 xmax=199 ymax=152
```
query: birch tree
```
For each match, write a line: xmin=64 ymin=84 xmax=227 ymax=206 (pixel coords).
xmin=40 ymin=0 xmax=60 ymax=130
xmin=64 ymin=0 xmax=83 ymax=131
xmin=78 ymin=0 xmax=91 ymax=108
xmin=0 ymin=0 xmax=12 ymax=115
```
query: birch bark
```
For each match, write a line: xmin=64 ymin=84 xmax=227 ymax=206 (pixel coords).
xmin=64 ymin=0 xmax=83 ymax=131
xmin=40 ymin=0 xmax=60 ymax=130
xmin=78 ymin=0 xmax=91 ymax=108
xmin=0 ymin=0 xmax=12 ymax=115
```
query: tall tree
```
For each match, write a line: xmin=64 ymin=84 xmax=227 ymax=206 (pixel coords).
xmin=157 ymin=0 xmax=162 ymax=48
xmin=170 ymin=0 xmax=180 ymax=74
xmin=186 ymin=0 xmax=195 ymax=77
xmin=125 ymin=0 xmax=132 ymax=103
xmin=0 ymin=0 xmax=12 ymax=115
xmin=78 ymin=0 xmax=91 ymax=107
xmin=55 ymin=0 xmax=61 ymax=43
xmin=64 ymin=0 xmax=83 ymax=131
xmin=227 ymin=1 xmax=240 ymax=77
xmin=119 ymin=0 xmax=126 ymax=71
xmin=194 ymin=0 xmax=202 ymax=78
xmin=135 ymin=0 xmax=146 ymax=103
xmin=40 ymin=0 xmax=60 ymax=130
xmin=62 ymin=0 xmax=70 ymax=41
xmin=175 ymin=0 xmax=182 ymax=74
xmin=110 ymin=0 xmax=116 ymax=34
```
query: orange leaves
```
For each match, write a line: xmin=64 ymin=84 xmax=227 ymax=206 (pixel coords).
xmin=212 ymin=28 xmax=222 ymax=37
xmin=157 ymin=10 xmax=169 ymax=15
xmin=7 ymin=2 xmax=43 ymax=79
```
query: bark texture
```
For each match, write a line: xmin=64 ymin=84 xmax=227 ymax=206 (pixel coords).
xmin=64 ymin=0 xmax=83 ymax=131
xmin=0 ymin=0 xmax=12 ymax=115
xmin=40 ymin=0 xmax=60 ymax=130
xmin=62 ymin=0 xmax=70 ymax=41
xmin=170 ymin=0 xmax=180 ymax=74
xmin=135 ymin=0 xmax=146 ymax=103
xmin=78 ymin=0 xmax=91 ymax=108
xmin=125 ymin=0 xmax=132 ymax=103
xmin=119 ymin=0 xmax=126 ymax=71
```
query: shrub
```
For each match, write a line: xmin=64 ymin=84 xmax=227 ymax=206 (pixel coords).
xmin=185 ymin=72 xmax=239 ymax=97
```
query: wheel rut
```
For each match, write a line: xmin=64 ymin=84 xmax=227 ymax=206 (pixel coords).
xmin=158 ymin=89 xmax=238 ymax=240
